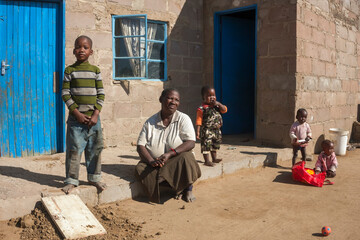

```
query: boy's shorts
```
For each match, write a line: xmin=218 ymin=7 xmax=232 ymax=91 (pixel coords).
xmin=200 ymin=127 xmax=222 ymax=154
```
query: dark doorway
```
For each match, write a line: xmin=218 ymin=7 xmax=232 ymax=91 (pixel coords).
xmin=214 ymin=5 xmax=257 ymax=135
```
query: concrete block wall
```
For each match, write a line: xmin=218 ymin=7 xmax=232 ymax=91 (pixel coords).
xmin=296 ymin=0 xmax=360 ymax=152
xmin=203 ymin=0 xmax=297 ymax=147
xmin=64 ymin=0 xmax=203 ymax=147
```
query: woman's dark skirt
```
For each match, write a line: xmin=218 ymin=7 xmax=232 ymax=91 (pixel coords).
xmin=135 ymin=152 xmax=201 ymax=203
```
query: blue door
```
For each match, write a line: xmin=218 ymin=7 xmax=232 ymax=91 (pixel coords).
xmin=215 ymin=9 xmax=256 ymax=135
xmin=0 ymin=0 xmax=64 ymax=157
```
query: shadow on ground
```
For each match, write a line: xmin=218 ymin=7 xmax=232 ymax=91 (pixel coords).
xmin=272 ymin=171 xmax=305 ymax=186
xmin=0 ymin=166 xmax=87 ymax=188
xmin=100 ymin=163 xmax=137 ymax=182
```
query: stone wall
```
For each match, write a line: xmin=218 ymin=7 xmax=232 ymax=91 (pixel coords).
xmin=203 ymin=0 xmax=297 ymax=146
xmin=296 ymin=0 xmax=360 ymax=152
xmin=65 ymin=0 xmax=203 ymax=147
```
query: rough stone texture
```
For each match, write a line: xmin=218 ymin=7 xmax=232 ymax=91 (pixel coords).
xmin=296 ymin=0 xmax=360 ymax=153
xmin=65 ymin=0 xmax=203 ymax=147
xmin=63 ymin=0 xmax=359 ymax=152
xmin=203 ymin=0 xmax=297 ymax=148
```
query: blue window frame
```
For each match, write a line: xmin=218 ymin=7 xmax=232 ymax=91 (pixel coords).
xmin=112 ymin=14 xmax=167 ymax=81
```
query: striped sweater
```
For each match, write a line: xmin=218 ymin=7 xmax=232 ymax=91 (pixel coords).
xmin=62 ymin=61 xmax=105 ymax=116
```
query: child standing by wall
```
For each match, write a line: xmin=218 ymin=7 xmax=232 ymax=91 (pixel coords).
xmin=315 ymin=140 xmax=338 ymax=178
xmin=196 ymin=86 xmax=227 ymax=166
xmin=61 ymin=36 xmax=106 ymax=194
xmin=289 ymin=108 xmax=312 ymax=166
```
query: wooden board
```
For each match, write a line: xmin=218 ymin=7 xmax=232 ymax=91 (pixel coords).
xmin=41 ymin=195 xmax=106 ymax=239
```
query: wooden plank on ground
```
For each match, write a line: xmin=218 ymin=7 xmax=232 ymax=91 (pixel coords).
xmin=41 ymin=194 xmax=106 ymax=239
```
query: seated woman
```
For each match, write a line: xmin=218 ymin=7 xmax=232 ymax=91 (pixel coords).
xmin=135 ymin=88 xmax=201 ymax=203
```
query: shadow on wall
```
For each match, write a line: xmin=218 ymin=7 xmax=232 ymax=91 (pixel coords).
xmin=314 ymin=134 xmax=325 ymax=154
xmin=164 ymin=0 xmax=204 ymax=121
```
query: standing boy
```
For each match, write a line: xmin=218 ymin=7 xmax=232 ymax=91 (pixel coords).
xmin=61 ymin=35 xmax=106 ymax=194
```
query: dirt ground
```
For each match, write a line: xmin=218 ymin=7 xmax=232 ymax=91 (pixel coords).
xmin=0 ymin=148 xmax=359 ymax=240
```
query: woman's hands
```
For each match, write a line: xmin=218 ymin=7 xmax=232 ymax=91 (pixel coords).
xmin=150 ymin=152 xmax=174 ymax=167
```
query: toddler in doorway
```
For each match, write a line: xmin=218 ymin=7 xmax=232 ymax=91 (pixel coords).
xmin=289 ymin=108 xmax=312 ymax=166
xmin=196 ymin=86 xmax=227 ymax=166
xmin=315 ymin=140 xmax=338 ymax=178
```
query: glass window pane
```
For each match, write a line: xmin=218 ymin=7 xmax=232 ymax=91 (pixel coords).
xmin=148 ymin=22 xmax=165 ymax=41
xmin=115 ymin=17 xmax=146 ymax=36
xmin=148 ymin=42 xmax=164 ymax=60
xmin=115 ymin=37 xmax=144 ymax=57
xmin=115 ymin=59 xmax=143 ymax=78
xmin=148 ymin=61 xmax=164 ymax=79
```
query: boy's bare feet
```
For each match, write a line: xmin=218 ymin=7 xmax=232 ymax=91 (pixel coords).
xmin=204 ymin=161 xmax=214 ymax=167
xmin=62 ymin=184 xmax=76 ymax=194
xmin=184 ymin=190 xmax=196 ymax=202
xmin=89 ymin=181 xmax=107 ymax=192
xmin=212 ymin=158 xmax=222 ymax=163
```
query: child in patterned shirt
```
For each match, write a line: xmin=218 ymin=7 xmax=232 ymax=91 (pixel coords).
xmin=196 ymin=86 xmax=227 ymax=166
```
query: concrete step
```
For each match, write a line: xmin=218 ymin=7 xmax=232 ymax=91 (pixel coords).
xmin=0 ymin=143 xmax=292 ymax=220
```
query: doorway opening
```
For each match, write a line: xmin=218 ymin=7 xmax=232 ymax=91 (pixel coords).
xmin=214 ymin=5 xmax=257 ymax=137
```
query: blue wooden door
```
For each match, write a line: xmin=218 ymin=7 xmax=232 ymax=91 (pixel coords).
xmin=218 ymin=14 xmax=255 ymax=134
xmin=0 ymin=1 xmax=63 ymax=157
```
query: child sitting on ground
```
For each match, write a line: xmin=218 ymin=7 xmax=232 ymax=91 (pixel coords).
xmin=315 ymin=140 xmax=338 ymax=178
xmin=289 ymin=108 xmax=312 ymax=166
xmin=196 ymin=86 xmax=227 ymax=166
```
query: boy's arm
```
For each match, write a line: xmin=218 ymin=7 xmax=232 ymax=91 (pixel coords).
xmin=95 ymin=71 xmax=105 ymax=112
xmin=61 ymin=71 xmax=78 ymax=112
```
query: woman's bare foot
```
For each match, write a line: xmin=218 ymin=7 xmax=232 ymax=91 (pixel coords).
xmin=212 ymin=158 xmax=222 ymax=163
xmin=89 ymin=181 xmax=107 ymax=192
xmin=62 ymin=184 xmax=76 ymax=194
xmin=175 ymin=192 xmax=183 ymax=200
xmin=184 ymin=190 xmax=196 ymax=202
xmin=204 ymin=161 xmax=214 ymax=167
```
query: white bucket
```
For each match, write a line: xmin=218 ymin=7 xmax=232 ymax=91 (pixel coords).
xmin=329 ymin=128 xmax=349 ymax=156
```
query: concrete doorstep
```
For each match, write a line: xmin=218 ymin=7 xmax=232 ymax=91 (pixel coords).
xmin=0 ymin=142 xmax=292 ymax=221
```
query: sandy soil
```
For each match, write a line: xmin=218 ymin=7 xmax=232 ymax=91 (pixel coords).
xmin=1 ymin=148 xmax=359 ymax=240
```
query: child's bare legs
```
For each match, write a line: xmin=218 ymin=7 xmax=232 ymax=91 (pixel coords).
xmin=292 ymin=146 xmax=306 ymax=166
xmin=203 ymin=153 xmax=214 ymax=166
xmin=292 ymin=146 xmax=298 ymax=166
xmin=210 ymin=151 xmax=222 ymax=163
xmin=300 ymin=147 xmax=306 ymax=161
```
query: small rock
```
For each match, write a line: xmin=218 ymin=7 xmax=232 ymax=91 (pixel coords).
xmin=21 ymin=215 xmax=34 ymax=228
xmin=180 ymin=205 xmax=185 ymax=210
xmin=155 ymin=232 xmax=161 ymax=235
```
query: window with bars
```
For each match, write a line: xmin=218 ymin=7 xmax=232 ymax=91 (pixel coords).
xmin=112 ymin=15 xmax=167 ymax=81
